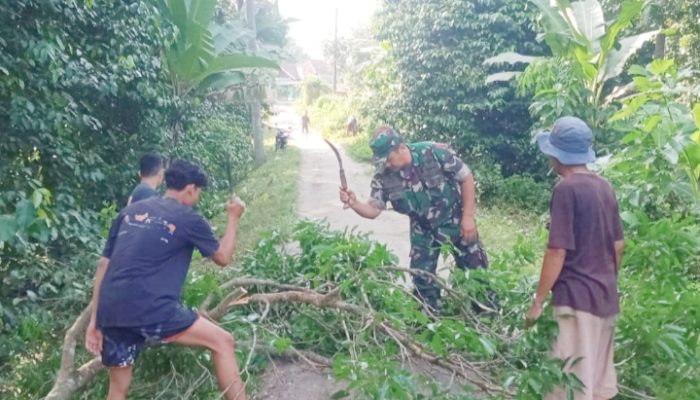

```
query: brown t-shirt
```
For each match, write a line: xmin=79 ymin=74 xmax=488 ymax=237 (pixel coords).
xmin=548 ymin=173 xmax=624 ymax=317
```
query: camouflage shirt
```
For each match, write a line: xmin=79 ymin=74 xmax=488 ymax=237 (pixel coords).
xmin=369 ymin=142 xmax=471 ymax=229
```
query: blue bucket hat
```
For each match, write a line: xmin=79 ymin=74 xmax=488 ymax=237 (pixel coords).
xmin=537 ymin=116 xmax=596 ymax=165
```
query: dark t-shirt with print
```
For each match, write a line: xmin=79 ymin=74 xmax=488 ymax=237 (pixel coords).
xmin=128 ymin=182 xmax=159 ymax=204
xmin=97 ymin=197 xmax=219 ymax=327
xmin=548 ymin=173 xmax=624 ymax=318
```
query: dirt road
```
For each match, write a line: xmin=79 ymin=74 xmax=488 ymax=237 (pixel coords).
xmin=255 ymin=107 xmax=410 ymax=399
xmin=255 ymin=106 xmax=453 ymax=399
xmin=295 ymin=132 xmax=413 ymax=266
xmin=268 ymin=104 xmax=412 ymax=266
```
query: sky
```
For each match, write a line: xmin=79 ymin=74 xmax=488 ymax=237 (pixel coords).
xmin=278 ymin=0 xmax=378 ymax=60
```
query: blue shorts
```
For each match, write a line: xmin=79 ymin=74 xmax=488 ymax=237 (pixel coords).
xmin=100 ymin=307 xmax=198 ymax=368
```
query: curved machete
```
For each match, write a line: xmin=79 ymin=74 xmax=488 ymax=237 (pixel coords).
xmin=323 ymin=139 xmax=348 ymax=189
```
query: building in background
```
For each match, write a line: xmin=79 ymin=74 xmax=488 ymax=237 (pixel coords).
xmin=274 ymin=59 xmax=334 ymax=102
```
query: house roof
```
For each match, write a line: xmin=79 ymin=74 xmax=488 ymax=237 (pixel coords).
xmin=275 ymin=59 xmax=334 ymax=86
xmin=278 ymin=62 xmax=301 ymax=81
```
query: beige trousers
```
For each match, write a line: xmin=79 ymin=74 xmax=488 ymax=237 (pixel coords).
xmin=545 ymin=306 xmax=618 ymax=400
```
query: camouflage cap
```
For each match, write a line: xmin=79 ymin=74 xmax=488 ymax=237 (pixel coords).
xmin=370 ymin=127 xmax=403 ymax=171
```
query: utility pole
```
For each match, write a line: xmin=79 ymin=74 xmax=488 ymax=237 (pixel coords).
xmin=333 ymin=7 xmax=338 ymax=93
xmin=245 ymin=0 xmax=265 ymax=165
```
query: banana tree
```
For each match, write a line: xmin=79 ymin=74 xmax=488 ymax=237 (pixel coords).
xmin=485 ymin=0 xmax=658 ymax=107
xmin=164 ymin=0 xmax=278 ymax=144
xmin=165 ymin=0 xmax=277 ymax=96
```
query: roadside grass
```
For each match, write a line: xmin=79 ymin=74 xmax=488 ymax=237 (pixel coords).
xmin=316 ymin=125 xmax=373 ymax=163
xmin=219 ymin=130 xmax=301 ymax=254
xmin=191 ymin=128 xmax=301 ymax=271
xmin=478 ymin=204 xmax=546 ymax=257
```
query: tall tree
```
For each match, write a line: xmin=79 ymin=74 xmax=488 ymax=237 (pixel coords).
xmin=488 ymin=0 xmax=660 ymax=131
xmin=164 ymin=0 xmax=277 ymax=147
xmin=369 ymin=0 xmax=548 ymax=176
xmin=244 ymin=0 xmax=265 ymax=164
xmin=602 ymin=0 xmax=700 ymax=66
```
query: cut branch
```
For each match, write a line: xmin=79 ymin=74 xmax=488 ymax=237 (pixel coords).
xmin=205 ymin=287 xmax=248 ymax=320
xmin=47 ymin=277 xmax=509 ymax=399
xmin=221 ymin=276 xmax=316 ymax=293
xmin=45 ymin=305 xmax=102 ymax=400
xmin=45 ymin=284 xmax=344 ymax=400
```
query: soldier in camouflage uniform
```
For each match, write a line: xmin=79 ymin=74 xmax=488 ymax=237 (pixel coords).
xmin=339 ymin=126 xmax=488 ymax=312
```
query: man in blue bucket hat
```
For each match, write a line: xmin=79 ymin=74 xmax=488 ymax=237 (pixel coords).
xmin=526 ymin=116 xmax=625 ymax=400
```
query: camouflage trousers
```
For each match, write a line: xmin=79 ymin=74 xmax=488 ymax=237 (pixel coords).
xmin=409 ymin=220 xmax=488 ymax=309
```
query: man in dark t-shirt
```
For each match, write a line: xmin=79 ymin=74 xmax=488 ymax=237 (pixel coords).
xmin=127 ymin=153 xmax=164 ymax=205
xmin=85 ymin=160 xmax=248 ymax=400
xmin=526 ymin=117 xmax=624 ymax=400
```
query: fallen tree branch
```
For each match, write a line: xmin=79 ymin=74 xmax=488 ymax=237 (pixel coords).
xmin=244 ymin=290 xmax=362 ymax=314
xmin=223 ymin=288 xmax=509 ymax=396
xmin=45 ymin=303 xmax=102 ymax=400
xmin=379 ymin=322 xmax=510 ymax=397
xmin=45 ymin=297 xmax=331 ymax=400
xmin=205 ymin=288 xmax=248 ymax=320
xmin=618 ymin=384 xmax=656 ymax=400
xmin=47 ymin=278 xmax=509 ymax=399
xmin=256 ymin=344 xmax=332 ymax=368
xmin=220 ymin=276 xmax=315 ymax=293
xmin=45 ymin=283 xmax=348 ymax=400
xmin=383 ymin=265 xmax=498 ymax=314
xmin=54 ymin=304 xmax=91 ymax=384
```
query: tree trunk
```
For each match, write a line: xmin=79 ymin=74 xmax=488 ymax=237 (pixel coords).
xmin=655 ymin=33 xmax=666 ymax=59
xmin=245 ymin=0 xmax=265 ymax=165
xmin=251 ymin=99 xmax=264 ymax=165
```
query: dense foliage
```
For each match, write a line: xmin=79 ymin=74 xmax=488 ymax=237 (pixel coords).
xmin=369 ymin=0 xmax=549 ymax=178
xmin=512 ymin=1 xmax=700 ymax=397
xmin=0 ymin=0 xmax=260 ymax=381
xmin=299 ymin=75 xmax=331 ymax=107
xmin=602 ymin=60 xmax=700 ymax=397
xmin=0 ymin=0 xmax=176 ymax=356
xmin=175 ymin=100 xmax=254 ymax=219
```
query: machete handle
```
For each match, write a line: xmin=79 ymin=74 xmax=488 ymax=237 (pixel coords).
xmin=339 ymin=168 xmax=347 ymax=190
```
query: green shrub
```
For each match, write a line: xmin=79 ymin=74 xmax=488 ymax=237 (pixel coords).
xmin=615 ymin=214 xmax=700 ymax=397
xmin=474 ymin=164 xmax=551 ymax=213
xmin=346 ymin=134 xmax=373 ymax=162
xmin=176 ymin=100 xmax=253 ymax=219
xmin=299 ymin=75 xmax=331 ymax=107
xmin=305 ymin=94 xmax=360 ymax=137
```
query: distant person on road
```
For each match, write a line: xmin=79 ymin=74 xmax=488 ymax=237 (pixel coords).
xmin=276 ymin=126 xmax=291 ymax=151
xmin=338 ymin=126 xmax=489 ymax=313
xmin=526 ymin=116 xmax=624 ymax=400
xmin=85 ymin=160 xmax=248 ymax=400
xmin=347 ymin=115 xmax=358 ymax=136
xmin=127 ymin=153 xmax=164 ymax=205
xmin=301 ymin=112 xmax=310 ymax=135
